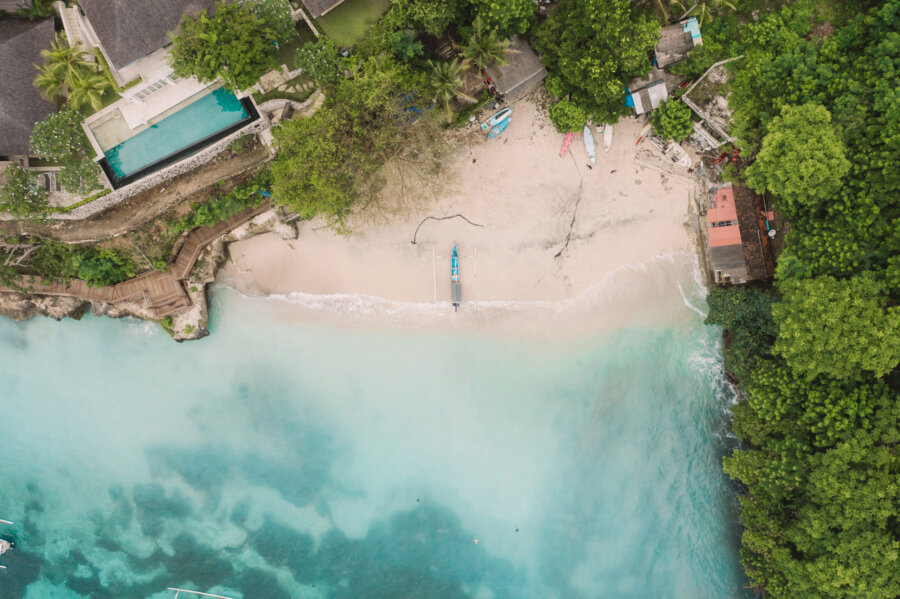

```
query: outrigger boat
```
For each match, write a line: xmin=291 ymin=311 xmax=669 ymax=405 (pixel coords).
xmin=488 ymin=116 xmax=511 ymax=139
xmin=450 ymin=244 xmax=461 ymax=311
xmin=481 ymin=107 xmax=513 ymax=131
xmin=583 ymin=125 xmax=596 ymax=164
xmin=560 ymin=131 xmax=575 ymax=157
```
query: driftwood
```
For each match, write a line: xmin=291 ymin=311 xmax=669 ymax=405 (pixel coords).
xmin=1 ymin=243 xmax=40 ymax=266
xmin=410 ymin=214 xmax=484 ymax=245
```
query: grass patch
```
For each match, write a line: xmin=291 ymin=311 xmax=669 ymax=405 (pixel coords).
xmin=315 ymin=0 xmax=391 ymax=48
xmin=53 ymin=189 xmax=112 ymax=214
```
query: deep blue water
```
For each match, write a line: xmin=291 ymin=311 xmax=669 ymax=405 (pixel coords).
xmin=104 ymin=88 xmax=249 ymax=178
xmin=0 ymin=262 xmax=750 ymax=599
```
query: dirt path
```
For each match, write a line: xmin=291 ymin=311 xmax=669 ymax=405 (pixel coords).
xmin=0 ymin=143 xmax=271 ymax=244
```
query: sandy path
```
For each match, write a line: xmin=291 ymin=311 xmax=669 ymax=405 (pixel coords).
xmin=219 ymin=100 xmax=698 ymax=306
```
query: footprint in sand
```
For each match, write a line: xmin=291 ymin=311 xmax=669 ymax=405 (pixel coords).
xmin=635 ymin=179 xmax=642 ymax=185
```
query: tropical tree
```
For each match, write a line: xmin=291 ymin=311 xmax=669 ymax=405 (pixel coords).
xmin=534 ymin=0 xmax=659 ymax=121
xmin=168 ymin=1 xmax=276 ymax=91
xmin=744 ymin=103 xmax=851 ymax=220
xmin=294 ymin=38 xmax=343 ymax=88
xmin=391 ymin=30 xmax=424 ymax=63
xmin=29 ymin=108 xmax=89 ymax=162
xmin=66 ymin=71 xmax=113 ymax=113
xmin=388 ymin=0 xmax=461 ymax=37
xmin=548 ymin=99 xmax=586 ymax=133
xmin=670 ymin=0 xmax=737 ymax=25
xmin=652 ymin=99 xmax=694 ymax=141
xmin=0 ymin=165 xmax=49 ymax=217
xmin=427 ymin=59 xmax=474 ymax=118
xmin=58 ymin=160 xmax=102 ymax=195
xmin=33 ymin=32 xmax=94 ymax=102
xmin=460 ymin=16 xmax=512 ymax=72
xmin=468 ymin=0 xmax=534 ymax=36
xmin=250 ymin=0 xmax=295 ymax=45
xmin=773 ymin=272 xmax=900 ymax=380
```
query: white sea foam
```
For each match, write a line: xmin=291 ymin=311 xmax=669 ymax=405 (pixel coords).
xmin=221 ymin=251 xmax=707 ymax=326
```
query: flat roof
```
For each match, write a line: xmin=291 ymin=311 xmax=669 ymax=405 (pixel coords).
xmin=485 ymin=36 xmax=547 ymax=100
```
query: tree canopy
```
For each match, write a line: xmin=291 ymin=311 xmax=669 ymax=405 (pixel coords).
xmin=744 ymin=103 xmax=851 ymax=219
xmin=168 ymin=1 xmax=276 ymax=91
xmin=534 ymin=0 xmax=658 ymax=121
xmin=716 ymin=2 xmax=900 ymax=596
xmin=0 ymin=165 xmax=49 ymax=217
xmin=773 ymin=273 xmax=900 ymax=380
xmin=547 ymin=99 xmax=586 ymax=133
xmin=270 ymin=56 xmax=438 ymax=227
xmin=651 ymin=100 xmax=694 ymax=141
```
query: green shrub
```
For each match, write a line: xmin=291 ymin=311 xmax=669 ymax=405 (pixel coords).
xmin=547 ymin=99 xmax=586 ymax=133
xmin=170 ymin=171 xmax=272 ymax=234
xmin=651 ymin=100 xmax=694 ymax=141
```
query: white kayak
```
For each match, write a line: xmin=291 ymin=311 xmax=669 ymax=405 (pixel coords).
xmin=583 ymin=125 xmax=596 ymax=164
xmin=603 ymin=123 xmax=613 ymax=152
xmin=480 ymin=107 xmax=513 ymax=131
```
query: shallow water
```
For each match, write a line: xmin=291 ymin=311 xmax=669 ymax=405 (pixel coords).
xmin=0 ymin=254 xmax=749 ymax=599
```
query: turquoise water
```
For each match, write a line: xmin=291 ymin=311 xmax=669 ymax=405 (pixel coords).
xmin=0 ymin=256 xmax=750 ymax=598
xmin=105 ymin=88 xmax=250 ymax=178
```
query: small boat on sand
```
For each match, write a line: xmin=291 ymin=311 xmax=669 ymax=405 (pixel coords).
xmin=488 ymin=116 xmax=511 ymax=139
xmin=560 ymin=131 xmax=575 ymax=157
xmin=636 ymin=123 xmax=652 ymax=146
xmin=481 ymin=107 xmax=513 ymax=131
xmin=602 ymin=123 xmax=613 ymax=152
xmin=450 ymin=244 xmax=461 ymax=311
xmin=583 ymin=125 xmax=596 ymax=163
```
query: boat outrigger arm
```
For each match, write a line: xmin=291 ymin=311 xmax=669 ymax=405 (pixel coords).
xmin=451 ymin=244 xmax=461 ymax=311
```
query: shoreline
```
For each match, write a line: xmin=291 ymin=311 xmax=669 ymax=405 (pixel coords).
xmin=1 ymin=96 xmax=705 ymax=339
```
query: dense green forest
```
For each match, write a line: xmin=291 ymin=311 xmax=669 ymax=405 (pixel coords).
xmin=703 ymin=0 xmax=900 ymax=596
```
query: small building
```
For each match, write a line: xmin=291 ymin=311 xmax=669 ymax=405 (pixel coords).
xmin=706 ymin=184 xmax=774 ymax=284
xmin=301 ymin=0 xmax=346 ymax=18
xmin=627 ymin=79 xmax=667 ymax=116
xmin=484 ymin=36 xmax=547 ymax=101
xmin=655 ymin=18 xmax=702 ymax=68
xmin=0 ymin=17 xmax=56 ymax=162
xmin=0 ymin=0 xmax=31 ymax=12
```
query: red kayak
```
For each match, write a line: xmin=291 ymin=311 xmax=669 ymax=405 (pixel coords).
xmin=560 ymin=132 xmax=576 ymax=157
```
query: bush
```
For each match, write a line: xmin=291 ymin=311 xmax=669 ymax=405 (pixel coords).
xmin=294 ymin=39 xmax=343 ymax=88
xmin=29 ymin=108 xmax=89 ymax=163
xmin=548 ymin=99 xmax=586 ymax=133
xmin=58 ymin=160 xmax=103 ymax=195
xmin=0 ymin=165 xmax=49 ymax=217
xmin=544 ymin=74 xmax=566 ymax=98
xmin=170 ymin=171 xmax=271 ymax=234
xmin=29 ymin=241 xmax=136 ymax=287
xmin=652 ymin=100 xmax=694 ymax=141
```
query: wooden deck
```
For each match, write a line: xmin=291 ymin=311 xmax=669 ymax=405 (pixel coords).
xmin=0 ymin=203 xmax=273 ymax=319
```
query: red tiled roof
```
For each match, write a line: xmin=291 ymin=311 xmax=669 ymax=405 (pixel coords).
xmin=709 ymin=225 xmax=742 ymax=247
xmin=707 ymin=186 xmax=737 ymax=224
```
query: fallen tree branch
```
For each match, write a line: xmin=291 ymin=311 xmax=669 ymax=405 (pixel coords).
xmin=410 ymin=214 xmax=484 ymax=245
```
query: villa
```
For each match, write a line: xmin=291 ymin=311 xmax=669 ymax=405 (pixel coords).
xmin=57 ymin=0 xmax=259 ymax=189
xmin=706 ymin=183 xmax=775 ymax=284
xmin=299 ymin=0 xmax=346 ymax=18
xmin=0 ymin=17 xmax=55 ymax=165
xmin=0 ymin=0 xmax=31 ymax=12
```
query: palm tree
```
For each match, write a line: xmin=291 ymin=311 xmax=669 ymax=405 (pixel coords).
xmin=67 ymin=71 xmax=113 ymax=113
xmin=427 ymin=59 xmax=475 ymax=119
xmin=670 ymin=0 xmax=736 ymax=25
xmin=460 ymin=16 xmax=514 ymax=72
xmin=33 ymin=63 xmax=63 ymax=103
xmin=33 ymin=32 xmax=95 ymax=102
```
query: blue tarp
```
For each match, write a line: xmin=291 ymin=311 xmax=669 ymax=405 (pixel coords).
xmin=683 ymin=17 xmax=702 ymax=41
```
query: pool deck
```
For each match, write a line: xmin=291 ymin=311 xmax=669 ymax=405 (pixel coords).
xmin=83 ymin=79 xmax=218 ymax=156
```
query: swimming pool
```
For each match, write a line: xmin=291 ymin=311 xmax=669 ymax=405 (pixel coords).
xmin=103 ymin=88 xmax=254 ymax=182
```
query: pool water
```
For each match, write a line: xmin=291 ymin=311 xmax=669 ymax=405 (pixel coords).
xmin=104 ymin=88 xmax=251 ymax=178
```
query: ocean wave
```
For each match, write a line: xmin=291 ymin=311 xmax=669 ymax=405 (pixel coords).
xmin=220 ymin=251 xmax=707 ymax=323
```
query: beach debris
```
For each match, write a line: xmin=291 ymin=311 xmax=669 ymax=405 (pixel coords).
xmin=410 ymin=214 xmax=484 ymax=245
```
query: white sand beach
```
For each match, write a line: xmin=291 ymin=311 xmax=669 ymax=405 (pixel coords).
xmin=218 ymin=99 xmax=700 ymax=313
